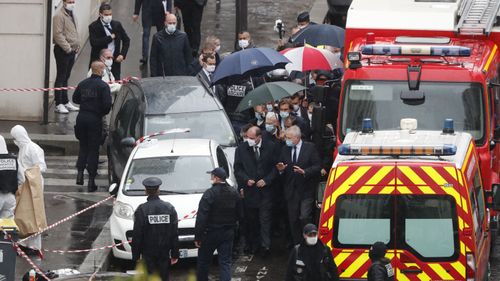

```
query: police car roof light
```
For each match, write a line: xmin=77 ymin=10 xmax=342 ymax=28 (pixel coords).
xmin=361 ymin=44 xmax=471 ymax=57
xmin=338 ymin=144 xmax=457 ymax=156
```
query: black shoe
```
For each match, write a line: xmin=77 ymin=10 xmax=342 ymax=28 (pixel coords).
xmin=260 ymin=247 xmax=271 ymax=258
xmin=18 ymin=245 xmax=38 ymax=256
xmin=76 ymin=170 xmax=84 ymax=185
xmin=140 ymin=58 xmax=148 ymax=64
xmin=87 ymin=177 xmax=98 ymax=192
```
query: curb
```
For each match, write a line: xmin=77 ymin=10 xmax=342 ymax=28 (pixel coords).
xmin=77 ymin=221 xmax=112 ymax=275
xmin=0 ymin=132 xmax=106 ymax=156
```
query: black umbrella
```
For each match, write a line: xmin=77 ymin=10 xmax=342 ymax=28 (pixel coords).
xmin=211 ymin=47 xmax=290 ymax=85
xmin=290 ymin=24 xmax=345 ymax=48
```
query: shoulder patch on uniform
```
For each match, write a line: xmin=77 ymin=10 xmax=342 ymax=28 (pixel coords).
xmin=385 ymin=263 xmax=394 ymax=277
xmin=148 ymin=214 xmax=170 ymax=224
xmin=0 ymin=159 xmax=16 ymax=171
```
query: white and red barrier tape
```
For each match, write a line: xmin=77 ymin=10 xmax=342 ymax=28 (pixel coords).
xmin=1 ymin=229 xmax=51 ymax=281
xmin=0 ymin=76 xmax=140 ymax=92
xmin=18 ymin=195 xmax=115 ymax=244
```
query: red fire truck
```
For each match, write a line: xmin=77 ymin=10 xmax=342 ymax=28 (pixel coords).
xmin=336 ymin=0 xmax=500 ymax=240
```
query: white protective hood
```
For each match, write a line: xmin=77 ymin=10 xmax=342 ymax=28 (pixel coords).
xmin=0 ymin=135 xmax=7 ymax=154
xmin=10 ymin=125 xmax=46 ymax=183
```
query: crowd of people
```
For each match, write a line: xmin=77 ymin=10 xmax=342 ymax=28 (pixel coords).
xmin=0 ymin=0 xmax=394 ymax=280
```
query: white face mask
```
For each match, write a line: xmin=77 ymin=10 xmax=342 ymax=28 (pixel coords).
xmin=239 ymin=39 xmax=249 ymax=49
xmin=305 ymin=236 xmax=318 ymax=246
xmin=205 ymin=65 xmax=216 ymax=73
xmin=65 ymin=3 xmax=76 ymax=11
xmin=293 ymin=104 xmax=300 ymax=112
xmin=166 ymin=24 xmax=176 ymax=33
xmin=215 ymin=45 xmax=221 ymax=52
xmin=104 ymin=59 xmax=113 ymax=68
xmin=102 ymin=15 xmax=112 ymax=24
xmin=247 ymin=138 xmax=256 ymax=147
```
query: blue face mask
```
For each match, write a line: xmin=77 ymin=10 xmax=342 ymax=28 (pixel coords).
xmin=265 ymin=124 xmax=275 ymax=133
xmin=266 ymin=104 xmax=274 ymax=112
xmin=285 ymin=139 xmax=295 ymax=147
xmin=280 ymin=111 xmax=289 ymax=119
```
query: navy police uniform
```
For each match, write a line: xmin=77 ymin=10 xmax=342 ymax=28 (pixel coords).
xmin=195 ymin=168 xmax=242 ymax=281
xmin=367 ymin=242 xmax=395 ymax=281
xmin=72 ymin=74 xmax=112 ymax=191
xmin=132 ymin=177 xmax=179 ymax=281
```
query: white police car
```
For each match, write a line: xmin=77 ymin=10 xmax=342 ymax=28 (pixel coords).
xmin=109 ymin=137 xmax=236 ymax=260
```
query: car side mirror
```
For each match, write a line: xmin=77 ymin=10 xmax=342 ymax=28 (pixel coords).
xmin=109 ymin=183 xmax=118 ymax=195
xmin=491 ymin=184 xmax=500 ymax=211
xmin=121 ymin=137 xmax=136 ymax=147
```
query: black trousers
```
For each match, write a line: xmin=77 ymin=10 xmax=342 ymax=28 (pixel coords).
xmin=244 ymin=194 xmax=273 ymax=251
xmin=179 ymin=1 xmax=204 ymax=55
xmin=54 ymin=45 xmax=75 ymax=105
xmin=144 ymin=255 xmax=170 ymax=281
xmin=111 ymin=61 xmax=121 ymax=80
xmin=75 ymin=112 xmax=102 ymax=177
xmin=287 ymin=197 xmax=314 ymax=245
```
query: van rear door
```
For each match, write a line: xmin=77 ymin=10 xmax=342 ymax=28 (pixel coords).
xmin=395 ymin=164 xmax=465 ymax=280
xmin=327 ymin=162 xmax=397 ymax=279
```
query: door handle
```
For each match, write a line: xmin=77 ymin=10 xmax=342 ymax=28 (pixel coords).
xmin=401 ymin=267 xmax=423 ymax=274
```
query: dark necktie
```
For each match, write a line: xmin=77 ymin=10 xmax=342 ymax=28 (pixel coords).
xmin=292 ymin=146 xmax=297 ymax=164
xmin=104 ymin=23 xmax=113 ymax=34
xmin=254 ymin=146 xmax=260 ymax=160
xmin=208 ymin=72 xmax=213 ymax=82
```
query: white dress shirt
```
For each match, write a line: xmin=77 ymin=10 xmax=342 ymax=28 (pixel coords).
xmin=101 ymin=20 xmax=115 ymax=55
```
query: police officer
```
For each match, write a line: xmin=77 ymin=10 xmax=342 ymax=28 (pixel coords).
xmin=367 ymin=242 xmax=395 ymax=281
xmin=285 ymin=224 xmax=339 ymax=281
xmin=195 ymin=167 xmax=242 ymax=281
xmin=132 ymin=177 xmax=179 ymax=281
xmin=72 ymin=61 xmax=112 ymax=192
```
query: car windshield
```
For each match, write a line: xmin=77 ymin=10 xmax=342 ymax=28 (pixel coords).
xmin=146 ymin=111 xmax=237 ymax=146
xmin=341 ymin=81 xmax=484 ymax=143
xmin=123 ymin=156 xmax=214 ymax=195
xmin=334 ymin=194 xmax=458 ymax=261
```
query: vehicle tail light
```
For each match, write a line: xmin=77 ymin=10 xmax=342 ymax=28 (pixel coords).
xmin=466 ymin=252 xmax=475 ymax=281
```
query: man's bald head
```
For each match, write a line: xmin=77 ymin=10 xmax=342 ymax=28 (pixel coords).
xmin=166 ymin=13 xmax=177 ymax=25
xmin=91 ymin=61 xmax=105 ymax=76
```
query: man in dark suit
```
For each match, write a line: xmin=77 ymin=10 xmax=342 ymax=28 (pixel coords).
xmin=276 ymin=125 xmax=320 ymax=245
xmin=133 ymin=0 xmax=172 ymax=64
xmin=89 ymin=3 xmax=130 ymax=79
xmin=234 ymin=126 xmax=277 ymax=256
xmin=150 ymin=14 xmax=193 ymax=76
xmin=197 ymin=53 xmax=225 ymax=101
xmin=291 ymin=92 xmax=311 ymax=128
xmin=176 ymin=0 xmax=207 ymax=57
xmin=278 ymin=99 xmax=311 ymax=140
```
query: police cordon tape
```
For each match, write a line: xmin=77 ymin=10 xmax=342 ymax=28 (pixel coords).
xmin=39 ymin=210 xmax=198 ymax=254
xmin=1 ymin=229 xmax=51 ymax=281
xmin=0 ymin=76 xmax=140 ymax=92
xmin=18 ymin=195 xmax=116 ymax=244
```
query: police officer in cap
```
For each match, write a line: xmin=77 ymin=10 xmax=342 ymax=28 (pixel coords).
xmin=285 ymin=224 xmax=339 ymax=281
xmin=367 ymin=242 xmax=394 ymax=281
xmin=195 ymin=167 xmax=242 ymax=281
xmin=132 ymin=177 xmax=179 ymax=281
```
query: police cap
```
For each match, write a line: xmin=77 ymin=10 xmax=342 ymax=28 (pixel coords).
xmin=303 ymin=223 xmax=318 ymax=235
xmin=143 ymin=177 xmax=162 ymax=189
xmin=297 ymin=12 xmax=310 ymax=23
xmin=207 ymin=167 xmax=228 ymax=180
